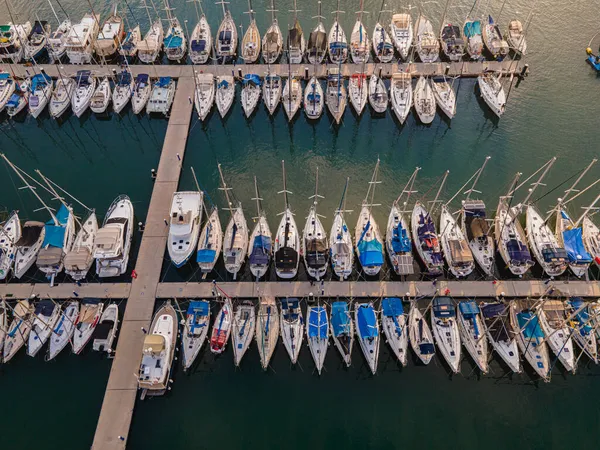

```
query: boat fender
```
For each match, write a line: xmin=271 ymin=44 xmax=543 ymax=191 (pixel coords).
xmin=587 ymin=47 xmax=593 ymax=55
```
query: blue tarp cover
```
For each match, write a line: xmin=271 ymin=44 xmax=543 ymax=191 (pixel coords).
xmin=571 ymin=298 xmax=593 ymax=336
xmin=281 ymin=298 xmax=300 ymax=321
xmin=391 ymin=223 xmax=411 ymax=253
xmin=249 ymin=235 xmax=271 ymax=265
xmin=196 ymin=249 xmax=216 ymax=263
xmin=357 ymin=305 xmax=378 ymax=338
xmin=187 ymin=301 xmax=209 ymax=316
xmin=218 ymin=79 xmax=230 ymax=88
xmin=306 ymin=92 xmax=321 ymax=102
xmin=243 ymin=74 xmax=261 ymax=86
xmin=463 ymin=21 xmax=482 ymax=38
xmin=191 ymin=39 xmax=206 ymax=51
xmin=433 ymin=297 xmax=455 ymax=318
xmin=517 ymin=311 xmax=544 ymax=339
xmin=459 ymin=301 xmax=480 ymax=317
xmin=42 ymin=224 xmax=66 ymax=248
xmin=563 ymin=228 xmax=592 ymax=263
xmin=357 ymin=239 xmax=384 ymax=266
xmin=0 ymin=73 xmax=9 ymax=79
xmin=7 ymin=93 xmax=19 ymax=107
xmin=55 ymin=204 xmax=69 ymax=225
xmin=30 ymin=73 xmax=51 ymax=91
xmin=382 ymin=297 xmax=404 ymax=317
xmin=156 ymin=77 xmax=172 ymax=88
xmin=331 ymin=301 xmax=350 ymax=337
xmin=481 ymin=302 xmax=505 ymax=318
xmin=164 ymin=34 xmax=183 ymax=49
xmin=308 ymin=307 xmax=327 ymax=338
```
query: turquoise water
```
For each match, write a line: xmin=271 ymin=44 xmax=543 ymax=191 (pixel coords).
xmin=0 ymin=0 xmax=599 ymax=448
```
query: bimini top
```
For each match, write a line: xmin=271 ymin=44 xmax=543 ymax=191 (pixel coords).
xmin=432 ymin=297 xmax=455 ymax=319
xmin=382 ymin=297 xmax=404 ymax=317
xmin=30 ymin=73 xmax=52 ymax=92
xmin=357 ymin=304 xmax=378 ymax=338
xmin=357 ymin=238 xmax=384 ymax=267
xmin=143 ymin=334 xmax=166 ymax=354
xmin=281 ymin=298 xmax=300 ymax=321
xmin=242 ymin=74 xmax=261 ymax=86
xmin=562 ymin=225 xmax=592 ymax=264
xmin=308 ymin=306 xmax=327 ymax=338
xmin=507 ymin=239 xmax=533 ymax=263
xmin=156 ymin=76 xmax=172 ymax=88
xmin=249 ymin=235 xmax=272 ymax=265
xmin=135 ymin=73 xmax=149 ymax=87
xmin=331 ymin=301 xmax=350 ymax=337
xmin=516 ymin=311 xmax=544 ymax=340
xmin=464 ymin=20 xmax=482 ymax=38
xmin=191 ymin=39 xmax=206 ymax=52
xmin=187 ymin=300 xmax=209 ymax=316
xmin=459 ymin=300 xmax=480 ymax=318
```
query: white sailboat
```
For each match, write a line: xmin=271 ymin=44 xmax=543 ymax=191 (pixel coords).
xmin=372 ymin=1 xmax=393 ymax=63
xmin=241 ymin=1 xmax=261 ymax=64
xmin=331 ymin=300 xmax=353 ymax=366
xmin=274 ymin=160 xmax=300 ymax=279
xmin=248 ymin=177 xmax=272 ymax=279
xmin=439 ymin=204 xmax=475 ymax=278
xmin=330 ymin=178 xmax=353 ymax=279
xmin=304 ymin=75 xmax=323 ymax=119
xmin=464 ymin=18 xmax=483 ymax=60
xmin=0 ymin=22 xmax=31 ymax=63
xmin=431 ymin=77 xmax=456 ymax=119
xmin=94 ymin=7 xmax=125 ymax=60
xmin=306 ymin=300 xmax=329 ymax=374
xmin=506 ymin=19 xmax=527 ymax=55
xmin=262 ymin=0 xmax=283 ymax=64
xmin=307 ymin=0 xmax=327 ymax=64
xmin=0 ymin=73 xmax=16 ymax=112
xmin=256 ymin=296 xmax=279 ymax=370
xmin=325 ymin=67 xmax=346 ymax=124
xmin=510 ymin=300 xmax=550 ymax=382
xmin=414 ymin=15 xmax=439 ymax=62
xmin=189 ymin=2 xmax=212 ymax=64
xmin=381 ymin=298 xmax=408 ymax=366
xmin=168 ymin=191 xmax=203 ymax=268
xmin=232 ymin=300 xmax=255 ymax=366
xmin=181 ymin=300 xmax=210 ymax=370
xmin=90 ymin=77 xmax=112 ymax=114
xmin=391 ymin=13 xmax=412 ymax=60
xmin=71 ymin=70 xmax=96 ymax=118
xmin=411 ymin=201 xmax=444 ymax=276
xmin=3 ymin=299 xmax=34 ymax=363
xmin=328 ymin=0 xmax=348 ymax=64
xmin=355 ymin=302 xmax=379 ymax=374
xmin=413 ymin=76 xmax=436 ymax=124
xmin=132 ymin=74 xmax=151 ymax=114
xmin=119 ymin=25 xmax=141 ymax=60
xmin=390 ymin=72 xmax=412 ymax=124
xmin=47 ymin=19 xmax=72 ymax=62
xmin=47 ymin=300 xmax=79 ymax=361
xmin=210 ymin=297 xmax=233 ymax=354
xmin=302 ymin=168 xmax=328 ymax=280
xmin=92 ymin=303 xmax=119 ymax=353
xmin=537 ymin=300 xmax=575 ymax=373
xmin=440 ymin=21 xmax=465 ymax=62
xmin=408 ymin=300 xmax=435 ymax=364
xmin=50 ymin=76 xmax=75 ymax=118
xmin=482 ymin=15 xmax=509 ymax=60
xmin=348 ymin=73 xmax=368 ymax=115
xmin=162 ymin=0 xmax=186 ymax=61
xmin=72 ymin=299 xmax=103 ymax=354
xmin=138 ymin=18 xmax=163 ymax=64
xmin=582 ymin=216 xmax=600 ymax=269
xmin=216 ymin=75 xmax=235 ymax=117
xmin=28 ymin=73 xmax=53 ymax=118
xmin=368 ymin=74 xmax=388 ymax=114
xmin=197 ymin=206 xmax=223 ymax=274
xmin=241 ymin=74 xmax=261 ymax=118
xmin=263 ymin=72 xmax=282 ymax=115
xmin=430 ymin=297 xmax=461 ymax=373
xmin=0 ymin=211 xmax=21 ymax=280
xmin=567 ymin=298 xmax=598 ymax=364
xmin=215 ymin=2 xmax=237 ymax=62
xmin=194 ymin=73 xmax=215 ymax=120
xmin=457 ymin=300 xmax=489 ymax=374
xmin=480 ymin=301 xmax=521 ymax=373
xmin=526 ymin=201 xmax=568 ymax=278
xmin=63 ymin=211 xmax=97 ymax=281
xmin=287 ymin=0 xmax=305 ymax=63
xmin=282 ymin=76 xmax=302 ymax=121
xmin=477 ymin=71 xmax=506 ymax=117
xmin=280 ymin=297 xmax=303 ymax=364
xmin=28 ymin=300 xmax=61 ymax=357
xmin=112 ymin=70 xmax=134 ymax=114
xmin=13 ymin=220 xmax=45 ymax=279
xmin=350 ymin=0 xmax=369 ymax=64
xmin=6 ymin=78 xmax=30 ymax=117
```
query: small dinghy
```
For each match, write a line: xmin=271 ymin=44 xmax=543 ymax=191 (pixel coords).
xmin=47 ymin=300 xmax=79 ymax=361
xmin=355 ymin=302 xmax=379 ymax=374
xmin=168 ymin=191 xmax=202 ymax=268
xmin=482 ymin=15 xmax=509 ymax=60
xmin=147 ymin=76 xmax=176 ymax=116
xmin=72 ymin=299 xmax=103 ymax=354
xmin=194 ymin=73 xmax=215 ymax=121
xmin=216 ymin=7 xmax=237 ymax=63
xmin=50 ymin=77 xmax=75 ymax=118
xmin=6 ymin=79 xmax=30 ymax=117
xmin=181 ymin=300 xmax=210 ymax=370
xmin=413 ymin=76 xmax=436 ymax=124
xmin=510 ymin=300 xmax=550 ymax=382
xmin=440 ymin=205 xmax=475 ymax=278
xmin=415 ymin=15 xmax=439 ymax=63
xmin=331 ymin=300 xmax=353 ymax=366
xmin=90 ymin=77 xmax=111 ymax=114
xmin=431 ymin=77 xmax=456 ymax=119
xmin=163 ymin=16 xmax=187 ymax=62
xmin=132 ymin=74 xmax=151 ymax=115
xmin=526 ymin=205 xmax=568 ymax=277
xmin=112 ymin=71 xmax=134 ymax=114
xmin=411 ymin=201 xmax=444 ymax=276
xmin=28 ymin=73 xmax=53 ymax=118
xmin=506 ymin=19 xmax=527 ymax=55
xmin=567 ymin=298 xmax=598 ymax=363
xmin=481 ymin=302 xmax=521 ymax=373
xmin=210 ymin=298 xmax=233 ymax=354
xmin=119 ymin=25 xmax=141 ymax=61
xmin=537 ymin=300 xmax=575 ymax=373
xmin=47 ymin=19 xmax=72 ymax=62
xmin=197 ymin=207 xmax=223 ymax=275
xmin=72 ymin=71 xmax=95 ymax=117
xmin=280 ymin=298 xmax=304 ymax=364
xmin=464 ymin=19 xmax=483 ymax=60
xmin=0 ymin=73 xmax=16 ymax=112
xmin=216 ymin=75 xmax=235 ymax=117
xmin=3 ymin=299 xmax=34 ymax=363
xmin=274 ymin=161 xmax=300 ymax=279
xmin=287 ymin=2 xmax=305 ymax=64
xmin=372 ymin=21 xmax=394 ymax=63
xmin=440 ymin=23 xmax=465 ymax=62
xmin=282 ymin=76 xmax=302 ymax=121
xmin=381 ymin=298 xmax=408 ymax=366
xmin=0 ymin=211 xmax=21 ymax=280
xmin=241 ymin=74 xmax=261 ymax=118
xmin=232 ymin=300 xmax=256 ymax=366
xmin=262 ymin=1 xmax=283 ymax=64
xmin=478 ymin=72 xmax=506 ymax=117
xmin=263 ymin=73 xmax=281 ymax=115
xmin=28 ymin=300 xmax=60 ymax=357
xmin=328 ymin=2 xmax=348 ymax=64
xmin=390 ymin=72 xmax=412 ymax=124
xmin=248 ymin=178 xmax=272 ymax=279
xmin=241 ymin=7 xmax=261 ymax=64
xmin=13 ymin=221 xmax=45 ymax=279
xmin=307 ymin=302 xmax=329 ymax=375
xmin=307 ymin=1 xmax=327 ymax=64
xmin=302 ymin=168 xmax=328 ymax=280
xmin=138 ymin=19 xmax=163 ymax=64
xmin=348 ymin=73 xmax=368 ymax=115
xmin=304 ymin=76 xmax=323 ymax=120
xmin=390 ymin=13 xmax=412 ymax=60
xmin=64 ymin=211 xmax=98 ymax=281
xmin=325 ymin=68 xmax=347 ymax=124
xmin=330 ymin=178 xmax=353 ymax=279
xmin=430 ymin=297 xmax=461 ymax=373
xmin=368 ymin=74 xmax=388 ymax=114
xmin=457 ymin=301 xmax=488 ymax=374
xmin=256 ymin=296 xmax=279 ymax=370
xmin=408 ymin=301 xmax=435 ymax=365
xmin=92 ymin=303 xmax=119 ymax=354
xmin=189 ymin=15 xmax=212 ymax=64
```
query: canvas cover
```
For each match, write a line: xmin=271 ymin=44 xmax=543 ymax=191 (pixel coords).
xmin=308 ymin=30 xmax=327 ymax=53
xmin=391 ymin=224 xmax=412 ymax=253
xmin=357 ymin=239 xmax=384 ymax=266
xmin=517 ymin=312 xmax=544 ymax=339
xmin=242 ymin=74 xmax=261 ymax=86
xmin=275 ymin=247 xmax=298 ymax=269
xmin=308 ymin=307 xmax=327 ymax=338
xmin=357 ymin=305 xmax=378 ymax=338
xmin=164 ymin=34 xmax=182 ymax=49
xmin=249 ymin=235 xmax=271 ymax=265
xmin=507 ymin=239 xmax=532 ymax=263
xmin=433 ymin=297 xmax=455 ymax=318
xmin=382 ymin=297 xmax=403 ymax=317
xmin=196 ymin=249 xmax=216 ymax=263
xmin=331 ymin=301 xmax=350 ymax=337
xmin=464 ymin=21 xmax=482 ymax=38
xmin=156 ymin=77 xmax=172 ymax=88
xmin=563 ymin=228 xmax=592 ymax=263
xmin=143 ymin=334 xmax=165 ymax=353
xmin=449 ymin=239 xmax=473 ymax=263
xmin=191 ymin=39 xmax=206 ymax=52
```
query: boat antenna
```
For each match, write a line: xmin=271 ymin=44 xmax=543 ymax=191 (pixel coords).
xmin=278 ymin=159 xmax=292 ymax=213
xmin=429 ymin=170 xmax=450 ymax=217
xmin=217 ymin=163 xmax=235 ymax=216
xmin=395 ymin=167 xmax=420 ymax=212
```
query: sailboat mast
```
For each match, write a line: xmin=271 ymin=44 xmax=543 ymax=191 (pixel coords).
xmin=279 ymin=159 xmax=290 ymax=211
xmin=395 ymin=167 xmax=420 ymax=207
xmin=36 ymin=170 xmax=83 ymax=229
xmin=217 ymin=163 xmax=234 ymax=216
xmin=560 ymin=159 xmax=597 ymax=205
xmin=575 ymin=191 xmax=600 ymax=227
xmin=431 ymin=170 xmax=450 ymax=216
xmin=521 ymin=157 xmax=556 ymax=206
xmin=253 ymin=175 xmax=262 ymax=218
xmin=465 ymin=156 xmax=491 ymax=202
xmin=47 ymin=0 xmax=61 ymax=26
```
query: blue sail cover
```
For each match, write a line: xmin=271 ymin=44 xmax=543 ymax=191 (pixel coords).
xmin=382 ymin=298 xmax=404 ymax=317
xmin=156 ymin=77 xmax=172 ymax=88
xmin=42 ymin=204 xmax=69 ymax=248
xmin=571 ymin=298 xmax=593 ymax=336
xmin=459 ymin=301 xmax=480 ymax=318
xmin=164 ymin=34 xmax=183 ymax=49
xmin=306 ymin=92 xmax=321 ymax=102
xmin=31 ymin=73 xmax=51 ymax=91
xmin=196 ymin=249 xmax=216 ymax=263
xmin=357 ymin=239 xmax=384 ymax=266
xmin=391 ymin=223 xmax=411 ymax=253
xmin=308 ymin=307 xmax=327 ymax=338
xmin=357 ymin=305 xmax=378 ymax=338
xmin=563 ymin=228 xmax=592 ymax=263
xmin=0 ymin=73 xmax=9 ymax=80
xmin=463 ymin=21 xmax=482 ymax=38
xmin=55 ymin=204 xmax=69 ymax=225
xmin=281 ymin=298 xmax=300 ymax=321
xmin=331 ymin=301 xmax=350 ymax=337
xmin=218 ymin=79 xmax=230 ymax=88
xmin=329 ymin=42 xmax=348 ymax=50
xmin=7 ymin=93 xmax=20 ymax=107
xmin=187 ymin=301 xmax=209 ymax=331
xmin=242 ymin=74 xmax=261 ymax=86
xmin=517 ymin=312 xmax=544 ymax=339
xmin=433 ymin=297 xmax=456 ymax=319
xmin=249 ymin=235 xmax=271 ymax=265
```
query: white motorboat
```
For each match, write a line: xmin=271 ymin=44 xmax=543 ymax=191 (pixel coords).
xmin=482 ymin=15 xmax=509 ymax=60
xmin=263 ymin=73 xmax=282 ymax=115
xmin=90 ymin=77 xmax=112 ymax=114
xmin=526 ymin=205 xmax=568 ymax=277
xmin=197 ymin=207 xmax=223 ymax=274
xmin=287 ymin=1 xmax=305 ymax=63
xmin=555 ymin=208 xmax=593 ymax=278
xmin=49 ymin=77 xmax=75 ymax=118
xmin=440 ymin=23 xmax=465 ymax=62
xmin=27 ymin=300 xmax=61 ymax=357
xmin=368 ymin=74 xmax=388 ymax=114
xmin=241 ymin=74 xmax=261 ymax=118
xmin=168 ymin=191 xmax=202 ymax=268
xmin=194 ymin=73 xmax=215 ymax=121
xmin=138 ymin=301 xmax=177 ymax=396
xmin=307 ymin=302 xmax=329 ymax=375
xmin=262 ymin=0 xmax=283 ymax=64
xmin=64 ymin=211 xmax=98 ymax=281
xmin=431 ymin=297 xmax=461 ymax=373
xmin=302 ymin=168 xmax=328 ymax=280
xmin=274 ymin=161 xmax=300 ymax=279
xmin=280 ymin=297 xmax=303 ymax=364
xmin=478 ymin=71 xmax=506 ymax=117
xmin=47 ymin=300 xmax=79 ymax=361
xmin=348 ymin=73 xmax=368 ymax=115
xmin=190 ymin=15 xmax=212 ymax=64
xmin=132 ymin=74 xmax=151 ymax=114
xmin=93 ymin=195 xmax=134 ymax=278
xmin=241 ymin=7 xmax=261 ymax=64
xmin=216 ymin=75 xmax=235 ymax=117
xmin=181 ymin=300 xmax=210 ymax=370
xmin=413 ymin=76 xmax=436 ymax=124
xmin=381 ymin=298 xmax=409 ymax=366
xmin=307 ymin=1 xmax=327 ymax=64
xmin=6 ymin=78 xmax=30 ymax=117
xmin=119 ymin=25 xmax=141 ymax=60
xmin=567 ymin=298 xmax=598 ymax=364
xmin=411 ymin=201 xmax=444 ymax=276
xmin=537 ymin=300 xmax=575 ymax=373
xmin=350 ymin=6 xmax=369 ymax=64
xmin=506 ymin=19 xmax=527 ymax=55
xmin=355 ymin=302 xmax=379 ymax=374
xmin=440 ymin=205 xmax=475 ymax=278
xmin=0 ymin=22 xmax=31 ymax=63
xmin=71 ymin=70 xmax=96 ymax=118
xmin=431 ymin=77 xmax=456 ymax=119
xmin=330 ymin=178 xmax=353 ymax=279
xmin=391 ymin=13 xmax=412 ymax=60
xmin=457 ymin=301 xmax=489 ymax=374
xmin=13 ymin=221 xmax=45 ymax=279
xmin=0 ymin=211 xmax=21 ymax=280
xmin=47 ymin=19 xmax=72 ymax=62
xmin=510 ymin=300 xmax=550 ymax=382
xmin=415 ymin=15 xmax=439 ymax=63
xmin=36 ymin=204 xmax=75 ymax=282
xmin=216 ymin=7 xmax=237 ymax=62
xmin=408 ymin=301 xmax=435 ymax=364
xmin=582 ymin=216 xmax=600 ymax=269
xmin=138 ymin=19 xmax=163 ymax=64
xmin=355 ymin=160 xmax=384 ymax=276
xmin=480 ymin=302 xmax=521 ymax=373
xmin=112 ymin=71 xmax=134 ymax=114
xmin=92 ymin=303 xmax=119 ymax=353
xmin=64 ymin=14 xmax=99 ymax=64
xmin=372 ymin=21 xmax=394 ymax=63
xmin=163 ymin=14 xmax=186 ymax=62
xmin=256 ymin=296 xmax=279 ymax=370
xmin=464 ymin=19 xmax=484 ymax=60
xmin=94 ymin=9 xmax=125 ymax=60
xmin=232 ymin=300 xmax=255 ymax=366
xmin=72 ymin=299 xmax=103 ymax=354
xmin=3 ymin=299 xmax=34 ymax=363
xmin=210 ymin=298 xmax=232 ymax=354
xmin=0 ymin=72 xmax=16 ymax=111
xmin=390 ymin=72 xmax=412 ymax=124
xmin=25 ymin=20 xmax=50 ymax=61
xmin=325 ymin=67 xmax=347 ymax=124
xmin=248 ymin=178 xmax=272 ymax=279
xmin=147 ymin=77 xmax=175 ymax=115
xmin=331 ymin=301 xmax=353 ymax=366
xmin=282 ymin=76 xmax=302 ymax=121
xmin=304 ymin=76 xmax=323 ymax=119
xmin=30 ymin=73 xmax=54 ymax=118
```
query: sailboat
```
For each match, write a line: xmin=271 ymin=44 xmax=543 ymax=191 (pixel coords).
xmin=304 ymin=75 xmax=323 ymax=119
xmin=368 ymin=74 xmax=388 ymax=114
xmin=262 ymin=0 xmax=283 ymax=64
xmin=216 ymin=1 xmax=237 ymax=62
xmin=138 ymin=15 xmax=163 ymax=64
xmin=390 ymin=13 xmax=412 ymax=60
xmin=181 ymin=300 xmax=210 ymax=370
xmin=197 ymin=206 xmax=222 ymax=274
xmin=413 ymin=76 xmax=436 ymax=124
xmin=13 ymin=220 xmax=45 ymax=279
xmin=348 ymin=73 xmax=368 ymax=115
xmin=331 ymin=300 xmax=353 ymax=365
xmin=381 ymin=298 xmax=408 ymax=366
xmin=218 ymin=164 xmax=248 ymax=279
xmin=94 ymin=6 xmax=125 ymax=60
xmin=431 ymin=77 xmax=456 ymax=119
xmin=482 ymin=15 xmax=509 ymax=60
xmin=408 ymin=299 xmax=435 ymax=364
xmin=411 ymin=201 xmax=444 ymax=276
xmin=355 ymin=159 xmax=384 ymax=276
xmin=210 ymin=297 xmax=232 ymax=354
xmin=307 ymin=0 xmax=327 ymax=64
xmin=119 ymin=25 xmax=141 ymax=61
xmin=248 ymin=177 xmax=272 ymax=279
xmin=189 ymin=9 xmax=212 ymax=64
xmin=440 ymin=23 xmax=465 ymax=62
xmin=49 ymin=75 xmax=74 ymax=118
xmin=28 ymin=73 xmax=53 ymax=118
xmin=256 ymin=296 xmax=279 ymax=370
xmin=325 ymin=67 xmax=346 ymax=124
xmin=216 ymin=75 xmax=235 ymax=117
xmin=132 ymin=74 xmax=151 ymax=114
xmin=112 ymin=70 xmax=134 ymax=114
xmin=90 ymin=77 xmax=112 ymax=114
xmin=162 ymin=0 xmax=186 ymax=61
xmin=168 ymin=190 xmax=203 ymax=267
xmin=567 ymin=298 xmax=598 ymax=363
xmin=6 ymin=78 xmax=30 ymax=117
xmin=92 ymin=303 xmax=119 ymax=353
xmin=263 ymin=70 xmax=281 ymax=115
xmin=526 ymin=205 xmax=568 ymax=277
xmin=431 ymin=297 xmax=461 ymax=373
xmin=232 ymin=300 xmax=255 ymax=366
xmin=0 ymin=22 xmax=30 ymax=63
xmin=464 ymin=17 xmax=484 ymax=59
xmin=440 ymin=204 xmax=475 ymax=278
xmin=415 ymin=15 xmax=439 ymax=63
xmin=0 ymin=212 xmax=21 ymax=280
xmin=47 ymin=300 xmax=79 ymax=361
xmin=47 ymin=19 xmax=72 ymax=62
xmin=0 ymin=73 xmax=15 ymax=112
xmin=72 ymin=299 xmax=103 ymax=354
xmin=355 ymin=302 xmax=379 ymax=374
xmin=480 ymin=301 xmax=521 ymax=373
xmin=241 ymin=0 xmax=261 ymax=63
xmin=350 ymin=0 xmax=369 ymax=64
xmin=390 ymin=72 xmax=412 ymax=124
xmin=280 ymin=297 xmax=304 ymax=364
xmin=282 ymin=75 xmax=302 ymax=121
xmin=582 ymin=215 xmax=600 ymax=269
xmin=306 ymin=300 xmax=329 ymax=374
xmin=457 ymin=300 xmax=488 ymax=374
xmin=27 ymin=300 xmax=61 ymax=357
xmin=194 ymin=73 xmax=215 ymax=120
xmin=510 ymin=300 xmax=550 ymax=382
xmin=537 ymin=299 xmax=576 ymax=373
xmin=274 ymin=160 xmax=300 ymax=279
xmin=286 ymin=0 xmax=305 ymax=64
xmin=328 ymin=0 xmax=348 ymax=64
xmin=372 ymin=1 xmax=393 ymax=63
xmin=386 ymin=168 xmax=418 ymax=276
xmin=241 ymin=74 xmax=261 ymax=118
xmin=303 ymin=168 xmax=328 ymax=280
xmin=330 ymin=178 xmax=353 ymax=279
xmin=506 ymin=19 xmax=527 ymax=55
xmin=3 ymin=299 xmax=34 ymax=363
